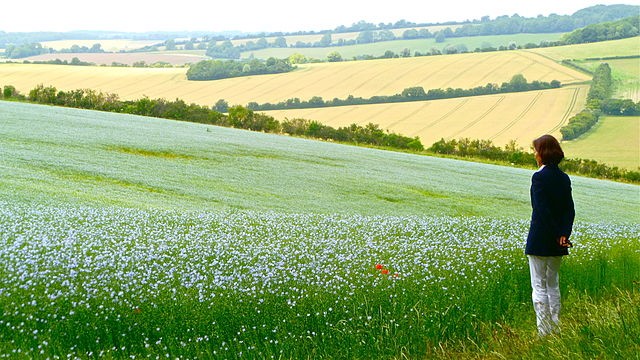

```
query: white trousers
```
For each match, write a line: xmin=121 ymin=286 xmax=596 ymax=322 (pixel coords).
xmin=527 ymin=255 xmax=563 ymax=336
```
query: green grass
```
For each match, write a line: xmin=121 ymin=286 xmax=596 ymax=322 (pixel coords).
xmin=528 ymin=37 xmax=640 ymax=62
xmin=563 ymin=116 xmax=640 ymax=170
xmin=1 ymin=100 xmax=637 ymax=222
xmin=1 ymin=101 xmax=639 ymax=358
xmin=240 ymin=33 xmax=565 ymax=60
xmin=576 ymin=57 xmax=640 ymax=100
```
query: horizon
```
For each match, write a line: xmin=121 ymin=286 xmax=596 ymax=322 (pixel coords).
xmin=1 ymin=0 xmax=634 ymax=34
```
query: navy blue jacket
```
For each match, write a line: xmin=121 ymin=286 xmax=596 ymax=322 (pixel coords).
xmin=525 ymin=164 xmax=575 ymax=256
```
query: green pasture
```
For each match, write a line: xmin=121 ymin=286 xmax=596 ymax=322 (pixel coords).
xmin=563 ymin=116 xmax=640 ymax=170
xmin=1 ymin=101 xmax=636 ymax=222
xmin=528 ymin=36 xmax=640 ymax=61
xmin=1 ymin=101 xmax=639 ymax=358
xmin=239 ymin=33 xmax=565 ymax=60
xmin=575 ymin=57 xmax=640 ymax=100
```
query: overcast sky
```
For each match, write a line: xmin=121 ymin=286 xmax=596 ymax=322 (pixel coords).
xmin=0 ymin=0 xmax=633 ymax=33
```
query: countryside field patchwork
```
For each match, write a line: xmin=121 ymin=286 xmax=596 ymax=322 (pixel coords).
xmin=238 ymin=33 xmax=565 ymax=60
xmin=0 ymin=50 xmax=589 ymax=106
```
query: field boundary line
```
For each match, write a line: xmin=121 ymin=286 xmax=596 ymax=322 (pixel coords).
xmin=490 ymin=91 xmax=542 ymax=141
xmin=448 ymin=96 xmax=505 ymax=139
xmin=518 ymin=51 xmax=587 ymax=82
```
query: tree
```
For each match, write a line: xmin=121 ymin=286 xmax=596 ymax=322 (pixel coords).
xmin=165 ymin=39 xmax=176 ymax=50
xmin=3 ymin=85 xmax=17 ymax=98
xmin=377 ymin=30 xmax=395 ymax=41
xmin=273 ymin=36 xmax=287 ymax=48
xmin=327 ymin=51 xmax=343 ymax=62
xmin=435 ymin=31 xmax=446 ymax=43
xmin=401 ymin=87 xmax=427 ymax=98
xmin=288 ymin=53 xmax=307 ymax=64
xmin=356 ymin=31 xmax=374 ymax=44
xmin=319 ymin=33 xmax=332 ymax=47
xmin=508 ymin=74 xmax=528 ymax=91
xmin=214 ymin=99 xmax=229 ymax=113
xmin=402 ymin=29 xmax=419 ymax=39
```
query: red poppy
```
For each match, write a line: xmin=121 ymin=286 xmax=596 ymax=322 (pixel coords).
xmin=375 ymin=264 xmax=384 ymax=270
xmin=381 ymin=269 xmax=389 ymax=275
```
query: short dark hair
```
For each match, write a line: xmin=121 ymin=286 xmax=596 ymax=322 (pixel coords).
xmin=533 ymin=135 xmax=564 ymax=165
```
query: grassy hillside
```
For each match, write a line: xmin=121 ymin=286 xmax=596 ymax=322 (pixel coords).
xmin=239 ymin=33 xmax=564 ymax=60
xmin=1 ymin=100 xmax=637 ymax=223
xmin=1 ymin=101 xmax=638 ymax=358
xmin=562 ymin=116 xmax=640 ymax=170
xmin=528 ymin=36 xmax=640 ymax=61
xmin=577 ymin=57 xmax=640 ymax=101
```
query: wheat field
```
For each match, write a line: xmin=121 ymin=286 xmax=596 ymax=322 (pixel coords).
xmin=0 ymin=50 xmax=588 ymax=106
xmin=264 ymin=85 xmax=588 ymax=147
xmin=0 ymin=49 xmax=591 ymax=147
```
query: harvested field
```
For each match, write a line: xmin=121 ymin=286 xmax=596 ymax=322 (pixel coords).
xmin=263 ymin=85 xmax=589 ymax=148
xmin=0 ymin=50 xmax=589 ymax=108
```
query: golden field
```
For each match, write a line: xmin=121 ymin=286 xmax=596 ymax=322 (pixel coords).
xmin=0 ymin=50 xmax=589 ymax=107
xmin=264 ymin=85 xmax=588 ymax=147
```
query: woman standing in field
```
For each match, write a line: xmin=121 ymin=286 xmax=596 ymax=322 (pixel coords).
xmin=526 ymin=134 xmax=575 ymax=337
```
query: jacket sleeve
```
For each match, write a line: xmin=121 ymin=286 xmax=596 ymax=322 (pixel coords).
xmin=560 ymin=177 xmax=575 ymax=238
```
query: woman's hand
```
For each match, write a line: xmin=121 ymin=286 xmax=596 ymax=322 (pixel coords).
xmin=558 ymin=236 xmax=573 ymax=248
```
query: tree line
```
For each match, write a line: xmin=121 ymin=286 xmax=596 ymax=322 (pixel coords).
xmin=186 ymin=58 xmax=295 ymax=81
xmin=3 ymin=43 xmax=105 ymax=59
xmin=562 ymin=16 xmax=639 ymax=44
xmin=2 ymin=84 xmax=423 ymax=152
xmin=429 ymin=138 xmax=639 ymax=183
xmin=559 ymin=63 xmax=640 ymax=141
xmin=202 ymin=6 xmax=637 ymax=59
xmin=245 ymin=75 xmax=560 ymax=111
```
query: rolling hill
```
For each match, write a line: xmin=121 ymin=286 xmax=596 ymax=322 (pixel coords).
xmin=1 ymin=100 xmax=636 ymax=223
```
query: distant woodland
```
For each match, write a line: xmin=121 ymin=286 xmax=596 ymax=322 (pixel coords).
xmin=1 ymin=5 xmax=638 ymax=59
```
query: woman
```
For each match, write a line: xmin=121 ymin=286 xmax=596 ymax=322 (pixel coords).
xmin=526 ymin=134 xmax=575 ymax=337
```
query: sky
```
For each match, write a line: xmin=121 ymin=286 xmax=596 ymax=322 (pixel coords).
xmin=0 ymin=0 xmax=634 ymax=33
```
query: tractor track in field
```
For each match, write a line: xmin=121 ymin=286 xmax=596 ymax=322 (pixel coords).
xmin=386 ymin=102 xmax=432 ymax=129
xmin=414 ymin=98 xmax=470 ymax=134
xmin=490 ymin=91 xmax=542 ymax=141
xmin=548 ymin=86 xmax=581 ymax=134
xmin=448 ymin=96 xmax=505 ymax=139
